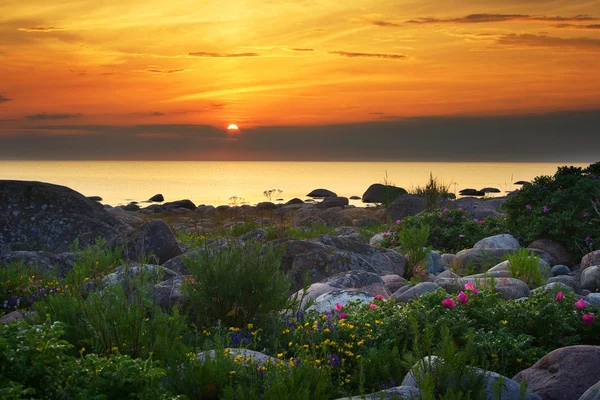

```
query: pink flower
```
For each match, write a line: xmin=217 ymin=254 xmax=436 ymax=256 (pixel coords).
xmin=525 ymin=204 xmax=532 ymax=211
xmin=443 ymin=208 xmax=449 ymax=213
xmin=555 ymin=292 xmax=564 ymax=301
xmin=583 ymin=212 xmax=590 ymax=217
xmin=543 ymin=206 xmax=549 ymax=213
xmin=575 ymin=298 xmax=587 ymax=310
xmin=457 ymin=291 xmax=469 ymax=304
xmin=465 ymin=282 xmax=474 ymax=290
xmin=459 ymin=234 xmax=465 ymax=238
xmin=442 ymin=298 xmax=456 ymax=309
xmin=391 ymin=239 xmax=396 ymax=244
xmin=369 ymin=303 xmax=378 ymax=309
xmin=396 ymin=219 xmax=401 ymax=224
xmin=473 ymin=218 xmax=478 ymax=223
xmin=338 ymin=312 xmax=347 ymax=320
xmin=335 ymin=303 xmax=343 ymax=311
xmin=374 ymin=294 xmax=385 ymax=301
xmin=583 ymin=314 xmax=595 ymax=326
xmin=461 ymin=215 xmax=467 ymax=220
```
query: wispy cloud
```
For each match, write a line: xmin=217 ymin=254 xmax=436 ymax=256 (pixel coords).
xmin=328 ymin=51 xmax=407 ymax=59
xmin=25 ymin=113 xmax=83 ymax=121
xmin=353 ymin=16 xmax=403 ymax=27
xmin=287 ymin=48 xmax=315 ymax=52
xmin=552 ymin=23 xmax=600 ymax=30
xmin=407 ymin=14 xmax=598 ymax=24
xmin=0 ymin=94 xmax=12 ymax=103
xmin=188 ymin=51 xmax=261 ymax=58
xmin=17 ymin=26 xmax=66 ymax=32
xmin=144 ymin=68 xmax=188 ymax=74
xmin=494 ymin=33 xmax=600 ymax=50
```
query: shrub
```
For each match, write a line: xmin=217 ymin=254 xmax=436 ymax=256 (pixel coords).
xmin=505 ymin=248 xmax=548 ymax=288
xmin=183 ymin=242 xmax=291 ymax=328
xmin=503 ymin=162 xmax=600 ymax=260
xmin=0 ymin=261 xmax=59 ymax=315
xmin=397 ymin=223 xmax=431 ymax=280
xmin=411 ymin=173 xmax=453 ymax=211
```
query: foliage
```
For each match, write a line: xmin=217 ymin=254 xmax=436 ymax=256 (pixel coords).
xmin=183 ymin=242 xmax=291 ymax=328
xmin=503 ymin=162 xmax=600 ymax=259
xmin=380 ymin=208 xmax=509 ymax=253
xmin=410 ymin=172 xmax=453 ymax=211
xmin=397 ymin=223 xmax=431 ymax=280
xmin=0 ymin=261 xmax=60 ymax=316
xmin=263 ymin=189 xmax=283 ymax=202
xmin=505 ymin=248 xmax=548 ymax=288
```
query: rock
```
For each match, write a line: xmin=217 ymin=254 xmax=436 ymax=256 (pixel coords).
xmin=582 ymin=251 xmax=600 ymax=271
xmin=404 ymin=356 xmax=541 ymax=400
xmin=513 ymin=346 xmax=600 ymax=400
xmin=285 ymin=198 xmax=304 ymax=205
xmin=87 ymin=196 xmax=103 ymax=202
xmin=116 ymin=219 xmax=183 ymax=264
xmin=381 ymin=274 xmax=407 ymax=294
xmin=240 ymin=228 xmax=267 ymax=242
xmin=195 ymin=205 xmax=219 ymax=217
xmin=149 ymin=194 xmax=164 ymax=202
xmin=362 ymin=184 xmax=408 ymax=204
xmin=320 ymin=208 xmax=353 ymax=227
xmin=551 ymin=264 xmax=571 ymax=277
xmin=0 ymin=310 xmax=24 ymax=324
xmin=216 ymin=205 xmax=230 ymax=212
xmin=436 ymin=269 xmax=460 ymax=280
xmin=306 ymin=189 xmax=337 ymax=198
xmin=473 ymin=234 xmax=520 ymax=250
xmin=356 ymin=217 xmax=380 ymax=228
xmin=386 ymin=195 xmax=426 ymax=222
xmin=333 ymin=386 xmax=420 ymax=400
xmin=280 ymin=235 xmax=407 ymax=293
xmin=0 ymin=180 xmax=130 ymax=253
xmin=581 ymin=266 xmax=600 ymax=291
xmin=547 ymin=275 xmax=581 ymax=294
xmin=123 ymin=202 xmax=141 ymax=212
xmin=349 ymin=196 xmax=361 ymax=200
xmin=197 ymin=348 xmax=280 ymax=367
xmin=532 ymin=282 xmax=573 ymax=294
xmin=459 ymin=189 xmax=486 ymax=196
xmin=103 ymin=263 xmax=179 ymax=287
xmin=426 ymin=250 xmax=447 ymax=274
xmin=256 ymin=202 xmax=277 ymax=211
xmin=163 ymin=199 xmax=196 ymax=211
xmin=369 ymin=232 xmax=387 ymax=246
xmin=0 ymin=251 xmax=75 ymax=277
xmin=436 ymin=276 xmax=530 ymax=299
xmin=529 ymin=239 xmax=572 ymax=266
xmin=317 ymin=197 xmax=349 ymax=209
xmin=579 ymin=380 xmax=600 ymax=400
xmin=586 ymin=293 xmax=600 ymax=306
xmin=452 ymin=197 xmax=502 ymax=220
xmin=307 ymin=289 xmax=375 ymax=313
xmin=335 ymin=226 xmax=356 ymax=236
xmin=153 ymin=275 xmax=185 ymax=309
xmin=392 ymin=282 xmax=440 ymax=303
xmin=441 ymin=253 xmax=456 ymax=266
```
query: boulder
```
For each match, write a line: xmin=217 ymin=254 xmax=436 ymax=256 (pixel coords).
xmin=317 ymin=197 xmax=349 ymax=209
xmin=0 ymin=310 xmax=25 ymax=324
xmin=197 ymin=348 xmax=280 ymax=367
xmin=452 ymin=197 xmax=502 ymax=220
xmin=426 ymin=250 xmax=447 ymax=274
xmin=551 ymin=264 xmax=571 ymax=277
xmin=582 ymin=251 xmax=600 ymax=271
xmin=153 ymin=275 xmax=185 ymax=309
xmin=441 ymin=253 xmax=456 ymax=266
xmin=454 ymin=248 xmax=555 ymax=274
xmin=436 ymin=276 xmax=530 ymax=299
xmin=240 ymin=228 xmax=267 ymax=242
xmin=392 ymin=282 xmax=440 ymax=303
xmin=581 ymin=266 xmax=600 ymax=291
xmin=306 ymin=189 xmax=337 ymax=198
xmin=256 ymin=202 xmax=277 ymax=211
xmin=349 ymin=196 xmax=361 ymax=200
xmin=381 ymin=274 xmax=407 ymax=294
xmin=529 ymin=239 xmax=572 ymax=266
xmin=285 ymin=198 xmax=304 ymax=205
xmin=307 ymin=289 xmax=375 ymax=313
xmin=369 ymin=232 xmax=387 ymax=246
xmin=579 ymin=380 xmax=600 ymax=400
xmin=473 ymin=234 xmax=520 ymax=250
xmin=403 ymin=356 xmax=541 ymax=400
xmin=586 ymin=293 xmax=600 ymax=307
xmin=0 ymin=251 xmax=74 ymax=277
xmin=195 ymin=205 xmax=220 ymax=217
xmin=115 ymin=219 xmax=183 ymax=264
xmin=0 ymin=180 xmax=130 ymax=253
xmin=280 ymin=235 xmax=406 ymax=293
xmin=361 ymin=184 xmax=408 ymax=204
xmin=148 ymin=194 xmax=164 ymax=202
xmin=87 ymin=196 xmax=103 ymax=202
xmin=547 ymin=275 xmax=581 ymax=294
xmin=513 ymin=346 xmax=600 ymax=400
xmin=123 ymin=203 xmax=141 ymax=212
xmin=333 ymin=386 xmax=420 ymax=400
xmin=163 ymin=199 xmax=196 ymax=211
xmin=320 ymin=208 xmax=353 ymax=227
xmin=356 ymin=217 xmax=380 ymax=228
xmin=386 ymin=194 xmax=427 ymax=222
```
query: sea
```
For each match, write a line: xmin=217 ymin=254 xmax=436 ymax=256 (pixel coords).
xmin=0 ymin=161 xmax=589 ymax=207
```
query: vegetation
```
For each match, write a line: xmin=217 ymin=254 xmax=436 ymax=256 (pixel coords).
xmin=410 ymin=173 xmax=454 ymax=211
xmin=505 ymin=248 xmax=548 ymax=288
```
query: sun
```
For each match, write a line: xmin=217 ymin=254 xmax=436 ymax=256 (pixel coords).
xmin=227 ymin=124 xmax=239 ymax=131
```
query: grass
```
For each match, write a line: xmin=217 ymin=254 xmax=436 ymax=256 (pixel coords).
xmin=410 ymin=172 xmax=453 ymax=211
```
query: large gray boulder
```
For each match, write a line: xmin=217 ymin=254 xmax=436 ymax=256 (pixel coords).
xmin=473 ymin=234 xmax=520 ymax=250
xmin=362 ymin=184 xmax=408 ymax=204
xmin=114 ymin=219 xmax=183 ymax=264
xmin=0 ymin=251 xmax=74 ymax=277
xmin=581 ymin=266 xmax=600 ymax=291
xmin=0 ymin=180 xmax=130 ymax=253
xmin=513 ymin=346 xmax=600 ymax=400
xmin=435 ymin=276 xmax=530 ymax=299
xmin=579 ymin=380 xmax=600 ymax=400
xmin=454 ymin=248 xmax=555 ymax=273
xmin=582 ymin=251 xmax=600 ymax=271
xmin=280 ymin=235 xmax=406 ymax=293
xmin=307 ymin=289 xmax=374 ymax=313
xmin=392 ymin=282 xmax=441 ymax=303
xmin=452 ymin=197 xmax=503 ymax=220
xmin=529 ymin=239 xmax=572 ymax=267
xmin=386 ymin=194 xmax=426 ymax=222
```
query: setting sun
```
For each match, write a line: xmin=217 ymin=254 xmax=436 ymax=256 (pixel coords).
xmin=227 ymin=124 xmax=239 ymax=131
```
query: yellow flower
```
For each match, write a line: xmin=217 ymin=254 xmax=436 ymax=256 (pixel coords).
xmin=315 ymin=359 xmax=321 ymax=364
xmin=277 ymin=353 xmax=283 ymax=359
xmin=247 ymin=323 xmax=254 ymax=329
xmin=364 ymin=323 xmax=371 ymax=327
xmin=324 ymin=328 xmax=331 ymax=333
xmin=288 ymin=341 xmax=293 ymax=347
xmin=491 ymin=353 xmax=498 ymax=359
xmin=357 ymin=340 xmax=365 ymax=346
xmin=517 ymin=358 xmax=523 ymax=363
xmin=228 ymin=370 xmax=236 ymax=375
xmin=501 ymin=320 xmax=508 ymax=325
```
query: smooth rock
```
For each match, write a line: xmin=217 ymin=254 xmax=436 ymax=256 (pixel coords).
xmin=529 ymin=238 xmax=572 ymax=266
xmin=333 ymin=386 xmax=420 ymax=400
xmin=361 ymin=184 xmax=408 ymax=204
xmin=163 ymin=199 xmax=196 ymax=211
xmin=452 ymin=197 xmax=503 ymax=220
xmin=256 ymin=202 xmax=277 ymax=211
xmin=386 ymin=194 xmax=426 ymax=222
xmin=148 ymin=194 xmax=164 ymax=202
xmin=551 ymin=264 xmax=571 ymax=277
xmin=581 ymin=266 xmax=600 ymax=291
xmin=115 ymin=219 xmax=183 ymax=264
xmin=197 ymin=348 xmax=280 ymax=367
xmin=381 ymin=274 xmax=407 ymax=294
xmin=392 ymin=282 xmax=440 ymax=303
xmin=317 ymin=196 xmax=349 ymax=209
xmin=473 ymin=234 xmax=520 ymax=250
xmin=586 ymin=293 xmax=600 ymax=306
xmin=306 ymin=189 xmax=337 ymax=198
xmin=307 ymin=289 xmax=375 ymax=313
xmin=0 ymin=310 xmax=24 ymax=324
xmin=579 ymin=380 xmax=600 ymax=400
xmin=582 ymin=251 xmax=600 ymax=271
xmin=285 ymin=198 xmax=304 ymax=205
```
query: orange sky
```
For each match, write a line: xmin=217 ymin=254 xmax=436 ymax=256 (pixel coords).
xmin=1 ymin=0 xmax=600 ymax=132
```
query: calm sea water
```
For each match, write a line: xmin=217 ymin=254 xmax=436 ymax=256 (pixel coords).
xmin=0 ymin=161 xmax=587 ymax=207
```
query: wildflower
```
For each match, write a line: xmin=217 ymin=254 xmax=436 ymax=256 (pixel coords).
xmin=277 ymin=353 xmax=283 ymax=359
xmin=501 ymin=320 xmax=508 ymax=325
xmin=459 ymin=234 xmax=465 ymax=238
xmin=443 ymin=208 xmax=449 ymax=212
xmin=555 ymin=292 xmax=564 ymax=301
xmin=369 ymin=303 xmax=378 ymax=309
xmin=583 ymin=314 xmax=595 ymax=326
xmin=338 ymin=312 xmax=347 ymax=320
xmin=457 ymin=291 xmax=468 ymax=304
xmin=228 ymin=371 xmax=236 ymax=375
xmin=442 ymin=298 xmax=456 ymax=309
xmin=575 ymin=298 xmax=587 ymax=310
xmin=396 ymin=219 xmax=401 ymax=224
xmin=543 ymin=206 xmax=549 ymax=213
xmin=328 ymin=353 xmax=340 ymax=368
xmin=374 ymin=294 xmax=385 ymax=301
xmin=461 ymin=215 xmax=467 ymax=220
xmin=294 ymin=357 xmax=301 ymax=365
xmin=335 ymin=303 xmax=343 ymax=311
xmin=473 ymin=218 xmax=478 ymax=223
xmin=525 ymin=204 xmax=532 ymax=211
xmin=390 ymin=239 xmax=396 ymax=244
xmin=583 ymin=212 xmax=590 ymax=217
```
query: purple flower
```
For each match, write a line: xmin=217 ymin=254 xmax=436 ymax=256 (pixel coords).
xmin=328 ymin=353 xmax=340 ymax=367
xmin=459 ymin=234 xmax=465 ymax=238
xmin=443 ymin=208 xmax=449 ymax=213
xmin=473 ymin=218 xmax=478 ymax=223
xmin=294 ymin=357 xmax=301 ymax=365
xmin=525 ymin=205 xmax=533 ymax=211
xmin=338 ymin=312 xmax=347 ymax=320
xmin=461 ymin=215 xmax=467 ymax=220
xmin=543 ymin=206 xmax=549 ymax=213
xmin=583 ymin=212 xmax=590 ymax=217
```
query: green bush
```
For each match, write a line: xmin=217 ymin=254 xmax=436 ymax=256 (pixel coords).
xmin=410 ymin=172 xmax=453 ymax=211
xmin=503 ymin=162 xmax=600 ymax=260
xmin=183 ymin=242 xmax=291 ymax=328
xmin=505 ymin=248 xmax=548 ymax=288
xmin=397 ymin=223 xmax=431 ymax=280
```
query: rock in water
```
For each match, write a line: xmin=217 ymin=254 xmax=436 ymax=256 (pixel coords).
xmin=361 ymin=183 xmax=408 ymax=204
xmin=0 ymin=180 xmax=130 ymax=253
xmin=306 ymin=189 xmax=337 ymax=198
xmin=149 ymin=194 xmax=164 ymax=202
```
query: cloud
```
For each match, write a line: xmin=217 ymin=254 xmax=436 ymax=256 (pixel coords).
xmin=144 ymin=68 xmax=187 ymax=74
xmin=0 ymin=94 xmax=12 ymax=103
xmin=552 ymin=23 xmax=600 ymax=30
xmin=17 ymin=27 xmax=65 ymax=32
xmin=406 ymin=14 xmax=599 ymax=24
xmin=287 ymin=48 xmax=315 ymax=52
xmin=328 ymin=51 xmax=407 ymax=60
xmin=25 ymin=113 xmax=83 ymax=121
xmin=494 ymin=33 xmax=600 ymax=50
xmin=188 ymin=51 xmax=261 ymax=58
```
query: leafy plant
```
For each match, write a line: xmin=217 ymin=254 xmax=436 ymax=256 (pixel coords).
xmin=397 ymin=223 xmax=431 ymax=280
xmin=505 ymin=248 xmax=548 ymax=288
xmin=411 ymin=172 xmax=453 ymax=211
